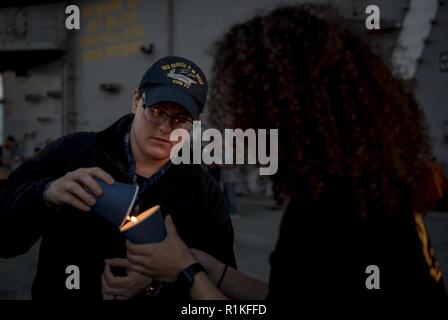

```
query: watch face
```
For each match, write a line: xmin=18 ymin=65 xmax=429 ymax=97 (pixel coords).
xmin=183 ymin=270 xmax=193 ymax=282
xmin=176 ymin=270 xmax=194 ymax=293
xmin=182 ymin=270 xmax=194 ymax=283
xmin=176 ymin=263 xmax=205 ymax=292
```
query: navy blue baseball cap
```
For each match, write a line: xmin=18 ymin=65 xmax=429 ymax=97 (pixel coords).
xmin=138 ymin=56 xmax=208 ymax=119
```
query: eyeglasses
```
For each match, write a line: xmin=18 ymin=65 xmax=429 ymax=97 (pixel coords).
xmin=143 ymin=104 xmax=193 ymax=130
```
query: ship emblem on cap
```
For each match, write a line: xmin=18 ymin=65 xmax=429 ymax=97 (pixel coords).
xmin=167 ymin=68 xmax=198 ymax=87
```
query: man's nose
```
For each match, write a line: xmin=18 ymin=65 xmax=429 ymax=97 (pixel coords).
xmin=157 ymin=117 xmax=174 ymax=133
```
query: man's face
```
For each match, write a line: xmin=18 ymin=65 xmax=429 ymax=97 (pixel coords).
xmin=131 ymin=90 xmax=192 ymax=161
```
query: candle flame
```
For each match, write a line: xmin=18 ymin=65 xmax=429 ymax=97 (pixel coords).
xmin=120 ymin=205 xmax=160 ymax=233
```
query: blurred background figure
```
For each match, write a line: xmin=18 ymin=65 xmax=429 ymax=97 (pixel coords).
xmin=0 ymin=135 xmax=17 ymax=166
xmin=0 ymin=135 xmax=22 ymax=176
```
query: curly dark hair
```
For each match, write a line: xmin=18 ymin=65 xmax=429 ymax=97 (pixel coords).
xmin=208 ymin=5 xmax=432 ymax=217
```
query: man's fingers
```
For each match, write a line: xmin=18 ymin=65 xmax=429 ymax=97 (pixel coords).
xmin=76 ymin=174 xmax=103 ymax=197
xmin=102 ymin=274 xmax=129 ymax=297
xmin=127 ymin=252 xmax=151 ymax=268
xmin=126 ymin=240 xmax=155 ymax=256
xmin=107 ymin=275 xmax=133 ymax=289
xmin=105 ymin=258 xmax=132 ymax=270
xmin=61 ymin=193 xmax=90 ymax=212
xmin=190 ymin=248 xmax=203 ymax=259
xmin=103 ymin=264 xmax=131 ymax=289
xmin=104 ymin=264 xmax=115 ymax=284
xmin=129 ymin=264 xmax=150 ymax=276
xmin=164 ymin=215 xmax=179 ymax=238
xmin=88 ymin=167 xmax=115 ymax=185
xmin=65 ymin=181 xmax=96 ymax=206
xmin=102 ymin=274 xmax=117 ymax=300
xmin=125 ymin=240 xmax=137 ymax=253
xmin=101 ymin=275 xmax=113 ymax=300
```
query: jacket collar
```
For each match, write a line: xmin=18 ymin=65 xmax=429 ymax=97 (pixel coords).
xmin=95 ymin=113 xmax=134 ymax=180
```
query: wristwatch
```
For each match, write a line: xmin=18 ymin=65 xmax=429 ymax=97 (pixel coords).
xmin=176 ymin=263 xmax=207 ymax=292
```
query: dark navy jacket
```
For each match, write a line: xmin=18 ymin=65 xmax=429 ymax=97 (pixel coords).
xmin=0 ymin=114 xmax=236 ymax=300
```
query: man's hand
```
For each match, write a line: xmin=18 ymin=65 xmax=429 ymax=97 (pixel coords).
xmin=43 ymin=167 xmax=115 ymax=212
xmin=126 ymin=215 xmax=196 ymax=283
xmin=102 ymin=258 xmax=153 ymax=300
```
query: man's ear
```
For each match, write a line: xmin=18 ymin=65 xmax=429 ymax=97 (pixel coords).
xmin=131 ymin=88 xmax=141 ymax=114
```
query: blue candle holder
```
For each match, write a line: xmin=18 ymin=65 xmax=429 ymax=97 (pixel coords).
xmin=90 ymin=178 xmax=139 ymax=228
xmin=120 ymin=205 xmax=166 ymax=244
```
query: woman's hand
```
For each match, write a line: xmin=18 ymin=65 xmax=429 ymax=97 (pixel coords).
xmin=126 ymin=215 xmax=196 ymax=282
xmin=190 ymin=249 xmax=225 ymax=285
xmin=101 ymin=258 xmax=152 ymax=300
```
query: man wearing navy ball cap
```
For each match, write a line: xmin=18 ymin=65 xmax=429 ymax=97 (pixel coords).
xmin=0 ymin=56 xmax=236 ymax=300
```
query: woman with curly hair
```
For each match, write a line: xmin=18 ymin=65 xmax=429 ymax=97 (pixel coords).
xmin=125 ymin=4 xmax=447 ymax=307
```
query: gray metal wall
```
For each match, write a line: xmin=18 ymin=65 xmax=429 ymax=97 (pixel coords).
xmin=72 ymin=0 xmax=169 ymax=132
xmin=0 ymin=3 xmax=66 ymax=155
xmin=415 ymin=3 xmax=448 ymax=169
xmin=2 ymin=63 xmax=63 ymax=156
